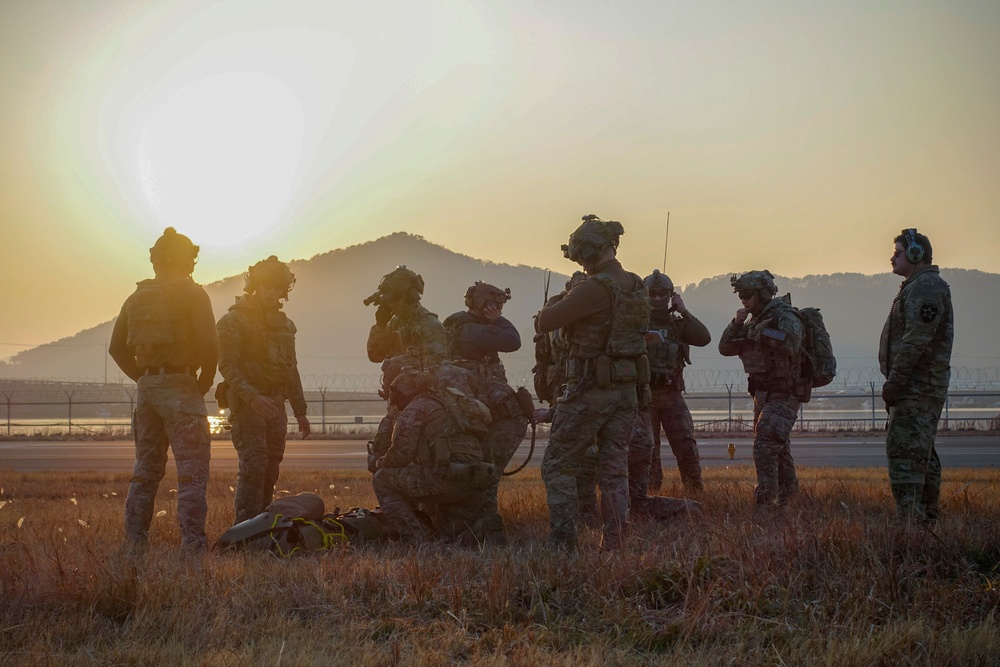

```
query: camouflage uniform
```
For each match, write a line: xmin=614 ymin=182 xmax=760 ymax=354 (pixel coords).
xmin=532 ymin=274 xmax=601 ymax=527
xmin=372 ymin=373 xmax=494 ymax=542
xmin=217 ymin=294 xmax=309 ymax=523
xmin=109 ymin=234 xmax=217 ymax=550
xmin=367 ymin=301 xmax=448 ymax=365
xmin=537 ymin=218 xmax=650 ymax=550
xmin=879 ymin=264 xmax=953 ymax=520
xmin=719 ymin=276 xmax=805 ymax=509
xmin=647 ymin=309 xmax=712 ymax=492
xmin=443 ymin=286 xmax=528 ymax=531
xmin=365 ymin=267 xmax=447 ymax=366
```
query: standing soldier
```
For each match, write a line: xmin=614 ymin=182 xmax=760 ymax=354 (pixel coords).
xmin=879 ymin=229 xmax=953 ymax=522
xmin=365 ymin=266 xmax=447 ymax=366
xmin=108 ymin=228 xmax=218 ymax=550
xmin=532 ymin=271 xmax=601 ymax=527
xmin=644 ymin=270 xmax=712 ymax=493
xmin=535 ymin=214 xmax=650 ymax=550
xmin=216 ymin=256 xmax=311 ymax=524
xmin=718 ymin=270 xmax=805 ymax=513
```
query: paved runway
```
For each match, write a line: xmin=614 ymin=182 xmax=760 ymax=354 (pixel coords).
xmin=1 ymin=435 xmax=998 ymax=473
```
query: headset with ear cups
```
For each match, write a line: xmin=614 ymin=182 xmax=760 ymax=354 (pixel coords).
xmin=902 ymin=228 xmax=925 ymax=264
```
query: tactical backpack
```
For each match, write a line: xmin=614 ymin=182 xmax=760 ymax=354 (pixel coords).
xmin=795 ymin=307 xmax=836 ymax=388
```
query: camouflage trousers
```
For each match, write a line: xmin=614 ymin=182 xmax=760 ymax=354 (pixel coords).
xmin=649 ymin=388 xmax=703 ymax=492
xmin=886 ymin=385 xmax=946 ymax=521
xmin=541 ymin=383 xmax=635 ymax=549
xmin=575 ymin=405 xmax=657 ymax=518
xmin=230 ymin=398 xmax=289 ymax=524
xmin=627 ymin=406 xmax=656 ymax=503
xmin=126 ymin=375 xmax=211 ymax=548
xmin=751 ymin=391 xmax=800 ymax=507
xmin=482 ymin=416 xmax=529 ymax=515
xmin=373 ymin=463 xmax=486 ymax=542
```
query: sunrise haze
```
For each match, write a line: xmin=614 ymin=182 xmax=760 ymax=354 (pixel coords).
xmin=1 ymin=0 xmax=998 ymax=360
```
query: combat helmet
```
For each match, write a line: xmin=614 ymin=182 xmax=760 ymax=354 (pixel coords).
xmin=388 ymin=368 xmax=436 ymax=409
xmin=464 ymin=281 xmax=511 ymax=312
xmin=378 ymin=353 xmax=422 ymax=399
xmin=644 ymin=269 xmax=674 ymax=294
xmin=244 ymin=256 xmax=295 ymax=297
xmin=149 ymin=227 xmax=199 ymax=266
xmin=562 ymin=214 xmax=625 ymax=264
xmin=364 ymin=265 xmax=424 ymax=306
xmin=565 ymin=271 xmax=588 ymax=291
xmin=730 ymin=270 xmax=778 ymax=297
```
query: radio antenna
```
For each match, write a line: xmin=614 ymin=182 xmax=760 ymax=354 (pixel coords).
xmin=661 ymin=212 xmax=670 ymax=270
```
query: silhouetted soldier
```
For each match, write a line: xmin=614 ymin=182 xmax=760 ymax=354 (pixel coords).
xmin=109 ymin=227 xmax=217 ymax=550
xmin=535 ymin=215 xmax=650 ymax=550
xmin=217 ymin=256 xmax=311 ymax=524
xmin=644 ymin=270 xmax=711 ymax=492
xmin=365 ymin=266 xmax=447 ymax=366
xmin=880 ymin=229 xmax=953 ymax=522
xmin=719 ymin=270 xmax=804 ymax=513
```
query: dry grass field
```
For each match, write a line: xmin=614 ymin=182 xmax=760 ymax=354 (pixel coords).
xmin=2 ymin=466 xmax=999 ymax=666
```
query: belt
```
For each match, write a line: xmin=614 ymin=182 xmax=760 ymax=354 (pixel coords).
xmin=141 ymin=365 xmax=197 ymax=377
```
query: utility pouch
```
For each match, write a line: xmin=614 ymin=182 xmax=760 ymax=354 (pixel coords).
xmin=515 ymin=386 xmax=535 ymax=419
xmin=610 ymin=358 xmax=638 ymax=384
xmin=636 ymin=354 xmax=650 ymax=386
xmin=214 ymin=381 xmax=229 ymax=410
xmin=595 ymin=355 xmax=612 ymax=389
xmin=448 ymin=462 xmax=495 ymax=490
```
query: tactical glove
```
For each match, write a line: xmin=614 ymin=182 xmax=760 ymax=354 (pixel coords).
xmin=881 ymin=381 xmax=902 ymax=408
xmin=375 ymin=303 xmax=393 ymax=327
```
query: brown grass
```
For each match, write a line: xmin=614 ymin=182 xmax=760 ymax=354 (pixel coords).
xmin=2 ymin=467 xmax=999 ymax=666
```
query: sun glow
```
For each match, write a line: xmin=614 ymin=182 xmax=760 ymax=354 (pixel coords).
xmin=134 ymin=72 xmax=305 ymax=247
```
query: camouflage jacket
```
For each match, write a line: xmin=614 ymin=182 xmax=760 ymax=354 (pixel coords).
xmin=217 ymin=295 xmax=307 ymax=416
xmin=647 ymin=309 xmax=711 ymax=390
xmin=719 ymin=295 xmax=804 ymax=391
xmin=443 ymin=311 xmax=521 ymax=382
xmin=381 ymin=389 xmax=490 ymax=469
xmin=367 ymin=303 xmax=447 ymax=365
xmin=879 ymin=265 xmax=953 ymax=388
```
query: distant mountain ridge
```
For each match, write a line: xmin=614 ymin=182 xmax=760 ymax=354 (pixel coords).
xmin=2 ymin=233 xmax=997 ymax=387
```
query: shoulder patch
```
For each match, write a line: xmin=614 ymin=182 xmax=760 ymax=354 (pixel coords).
xmin=919 ymin=303 xmax=939 ymax=323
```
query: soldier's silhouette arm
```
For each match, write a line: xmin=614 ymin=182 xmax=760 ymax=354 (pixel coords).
xmin=536 ymin=280 xmax=610 ymax=332
xmin=679 ymin=311 xmax=712 ymax=347
xmin=108 ymin=307 xmax=141 ymax=381
xmin=190 ymin=286 xmax=218 ymax=395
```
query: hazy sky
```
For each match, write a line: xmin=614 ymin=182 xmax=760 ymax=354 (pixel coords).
xmin=2 ymin=0 xmax=999 ymax=359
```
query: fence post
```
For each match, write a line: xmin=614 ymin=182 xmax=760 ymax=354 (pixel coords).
xmin=870 ymin=381 xmax=877 ymax=430
xmin=944 ymin=393 xmax=950 ymax=430
xmin=2 ymin=390 xmax=11 ymax=437
xmin=799 ymin=401 xmax=805 ymax=432
xmin=126 ymin=389 xmax=135 ymax=437
xmin=319 ymin=388 xmax=328 ymax=434
xmin=726 ymin=383 xmax=733 ymax=429
xmin=65 ymin=390 xmax=74 ymax=435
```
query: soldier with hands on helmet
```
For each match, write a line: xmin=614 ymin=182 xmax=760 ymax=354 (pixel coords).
xmin=879 ymin=229 xmax=953 ymax=522
xmin=365 ymin=266 xmax=447 ymax=366
xmin=644 ymin=270 xmax=711 ymax=493
xmin=371 ymin=367 xmax=496 ymax=543
xmin=535 ymin=214 xmax=650 ymax=550
xmin=444 ymin=281 xmax=530 ymax=542
xmin=108 ymin=227 xmax=218 ymax=550
xmin=216 ymin=256 xmax=311 ymax=524
xmin=443 ymin=282 xmax=520 ymax=382
xmin=718 ymin=270 xmax=804 ymax=513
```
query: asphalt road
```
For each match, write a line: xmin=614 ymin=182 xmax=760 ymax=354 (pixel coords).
xmin=1 ymin=435 xmax=998 ymax=473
